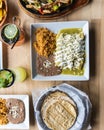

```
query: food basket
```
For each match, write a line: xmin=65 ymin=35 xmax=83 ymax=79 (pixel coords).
xmin=32 ymin=83 xmax=92 ymax=130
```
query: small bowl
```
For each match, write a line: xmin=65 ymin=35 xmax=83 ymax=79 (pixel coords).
xmin=0 ymin=0 xmax=8 ymax=27
xmin=0 ymin=68 xmax=15 ymax=88
xmin=0 ymin=16 xmax=25 ymax=47
xmin=0 ymin=23 xmax=20 ymax=46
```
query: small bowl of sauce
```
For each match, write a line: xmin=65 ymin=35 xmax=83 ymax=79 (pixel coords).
xmin=0 ymin=69 xmax=15 ymax=88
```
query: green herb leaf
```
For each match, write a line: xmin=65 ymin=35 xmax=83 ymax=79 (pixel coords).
xmin=53 ymin=5 xmax=59 ymax=11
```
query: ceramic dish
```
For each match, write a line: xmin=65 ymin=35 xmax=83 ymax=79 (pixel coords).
xmin=0 ymin=95 xmax=29 ymax=129
xmin=0 ymin=69 xmax=15 ymax=88
xmin=0 ymin=41 xmax=3 ymax=69
xmin=34 ymin=83 xmax=92 ymax=130
xmin=31 ymin=21 xmax=89 ymax=81
xmin=18 ymin=0 xmax=89 ymax=20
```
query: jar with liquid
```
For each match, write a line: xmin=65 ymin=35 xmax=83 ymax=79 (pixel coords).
xmin=0 ymin=16 xmax=25 ymax=48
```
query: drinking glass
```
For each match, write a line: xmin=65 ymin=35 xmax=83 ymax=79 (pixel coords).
xmin=0 ymin=16 xmax=25 ymax=48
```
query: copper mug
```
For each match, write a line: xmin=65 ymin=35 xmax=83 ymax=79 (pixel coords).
xmin=0 ymin=16 xmax=25 ymax=48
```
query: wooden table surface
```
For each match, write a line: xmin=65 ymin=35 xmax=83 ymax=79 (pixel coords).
xmin=0 ymin=0 xmax=104 ymax=130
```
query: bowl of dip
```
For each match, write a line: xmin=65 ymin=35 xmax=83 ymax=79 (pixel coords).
xmin=0 ymin=69 xmax=15 ymax=88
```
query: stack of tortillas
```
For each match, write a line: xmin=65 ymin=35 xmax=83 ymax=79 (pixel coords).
xmin=34 ymin=83 xmax=92 ymax=130
xmin=41 ymin=91 xmax=77 ymax=130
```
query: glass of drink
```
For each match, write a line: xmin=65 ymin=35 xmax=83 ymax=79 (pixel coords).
xmin=0 ymin=16 xmax=25 ymax=48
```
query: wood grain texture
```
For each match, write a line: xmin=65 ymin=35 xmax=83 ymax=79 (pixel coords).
xmin=0 ymin=0 xmax=104 ymax=130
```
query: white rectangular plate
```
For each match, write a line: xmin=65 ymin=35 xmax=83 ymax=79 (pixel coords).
xmin=0 ymin=95 xmax=29 ymax=129
xmin=0 ymin=41 xmax=3 ymax=69
xmin=31 ymin=21 xmax=89 ymax=81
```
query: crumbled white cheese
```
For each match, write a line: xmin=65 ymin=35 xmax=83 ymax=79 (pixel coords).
xmin=54 ymin=32 xmax=85 ymax=70
xmin=9 ymin=106 xmax=19 ymax=119
xmin=43 ymin=60 xmax=52 ymax=68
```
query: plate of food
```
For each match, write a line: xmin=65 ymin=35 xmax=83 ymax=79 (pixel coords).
xmin=0 ymin=41 xmax=3 ymax=69
xmin=0 ymin=0 xmax=7 ymax=27
xmin=0 ymin=95 xmax=29 ymax=129
xmin=31 ymin=21 xmax=89 ymax=81
xmin=18 ymin=0 xmax=89 ymax=19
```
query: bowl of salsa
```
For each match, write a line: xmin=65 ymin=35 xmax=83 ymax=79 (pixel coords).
xmin=0 ymin=69 xmax=15 ymax=88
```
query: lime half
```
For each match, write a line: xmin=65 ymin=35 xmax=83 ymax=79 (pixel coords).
xmin=4 ymin=24 xmax=18 ymax=39
xmin=12 ymin=67 xmax=27 ymax=82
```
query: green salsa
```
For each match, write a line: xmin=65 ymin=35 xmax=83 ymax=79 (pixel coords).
xmin=56 ymin=28 xmax=83 ymax=39
xmin=62 ymin=68 xmax=84 ymax=75
xmin=0 ymin=70 xmax=14 ymax=88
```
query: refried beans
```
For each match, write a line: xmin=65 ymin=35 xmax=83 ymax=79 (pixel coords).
xmin=37 ymin=54 xmax=62 ymax=76
xmin=6 ymin=98 xmax=25 ymax=124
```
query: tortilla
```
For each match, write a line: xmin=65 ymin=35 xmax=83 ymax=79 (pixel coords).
xmin=41 ymin=91 xmax=77 ymax=130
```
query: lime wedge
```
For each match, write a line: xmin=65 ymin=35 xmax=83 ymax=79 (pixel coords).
xmin=4 ymin=24 xmax=18 ymax=39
